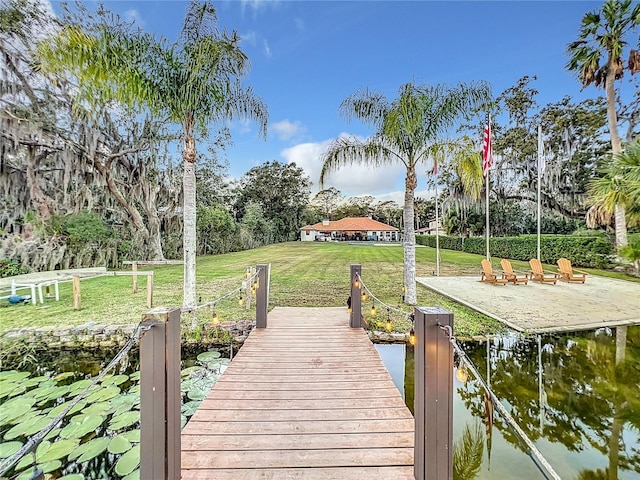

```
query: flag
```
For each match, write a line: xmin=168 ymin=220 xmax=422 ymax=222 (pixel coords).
xmin=482 ymin=118 xmax=493 ymax=177
xmin=538 ymin=125 xmax=546 ymax=173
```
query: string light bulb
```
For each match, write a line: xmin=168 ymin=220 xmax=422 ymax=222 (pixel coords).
xmin=354 ymin=278 xmax=360 ymax=288
xmin=386 ymin=317 xmax=392 ymax=332
xmin=361 ymin=292 xmax=367 ymax=302
xmin=370 ymin=303 xmax=376 ymax=316
xmin=238 ymin=294 xmax=244 ymax=306
xmin=456 ymin=363 xmax=469 ymax=383
xmin=212 ymin=311 xmax=219 ymax=325
xmin=409 ymin=327 xmax=416 ymax=346
xmin=347 ymin=307 xmax=352 ymax=313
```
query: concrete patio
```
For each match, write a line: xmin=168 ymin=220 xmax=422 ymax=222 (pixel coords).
xmin=416 ymin=275 xmax=640 ymax=333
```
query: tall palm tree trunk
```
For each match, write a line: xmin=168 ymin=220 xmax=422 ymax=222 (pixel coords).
xmin=605 ymin=56 xmax=628 ymax=249
xmin=183 ymin=146 xmax=197 ymax=308
xmin=403 ymin=167 xmax=418 ymax=305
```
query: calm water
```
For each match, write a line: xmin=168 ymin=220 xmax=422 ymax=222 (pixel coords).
xmin=375 ymin=325 xmax=640 ymax=480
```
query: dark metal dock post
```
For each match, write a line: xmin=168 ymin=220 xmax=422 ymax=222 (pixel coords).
xmin=140 ymin=307 xmax=181 ymax=480
xmin=256 ymin=264 xmax=270 ymax=328
xmin=350 ymin=264 xmax=362 ymax=328
xmin=414 ymin=306 xmax=454 ymax=480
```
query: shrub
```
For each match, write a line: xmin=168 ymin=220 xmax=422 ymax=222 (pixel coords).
xmin=415 ymin=234 xmax=613 ymax=268
xmin=0 ymin=259 xmax=29 ymax=278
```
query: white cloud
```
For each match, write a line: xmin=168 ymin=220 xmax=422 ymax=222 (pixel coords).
xmin=123 ymin=9 xmax=145 ymax=28
xmin=263 ymin=39 xmax=272 ymax=58
xmin=280 ymin=136 xmax=407 ymax=198
xmin=241 ymin=0 xmax=281 ymax=15
xmin=271 ymin=119 xmax=305 ymax=141
xmin=239 ymin=31 xmax=257 ymax=46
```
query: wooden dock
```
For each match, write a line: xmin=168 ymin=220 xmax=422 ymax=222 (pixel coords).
xmin=181 ymin=306 xmax=415 ymax=479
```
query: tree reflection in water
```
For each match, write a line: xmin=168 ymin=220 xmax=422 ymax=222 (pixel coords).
xmin=458 ymin=325 xmax=640 ymax=480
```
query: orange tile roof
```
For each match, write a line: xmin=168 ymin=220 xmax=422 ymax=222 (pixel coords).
xmin=301 ymin=217 xmax=398 ymax=232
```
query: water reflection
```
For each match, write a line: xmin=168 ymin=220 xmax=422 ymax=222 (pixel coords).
xmin=375 ymin=325 xmax=640 ymax=480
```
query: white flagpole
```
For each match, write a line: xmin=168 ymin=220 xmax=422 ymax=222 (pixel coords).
xmin=485 ymin=169 xmax=490 ymax=261
xmin=537 ymin=124 xmax=542 ymax=261
xmin=485 ymin=114 xmax=490 ymax=261
xmin=435 ymin=180 xmax=440 ymax=276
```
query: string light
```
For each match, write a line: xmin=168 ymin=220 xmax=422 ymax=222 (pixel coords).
xmin=370 ymin=303 xmax=376 ymax=316
xmin=409 ymin=327 xmax=416 ymax=345
xmin=347 ymin=307 xmax=352 ymax=313
xmin=456 ymin=363 xmax=469 ymax=383
xmin=212 ymin=310 xmax=219 ymax=325
xmin=354 ymin=278 xmax=360 ymax=288
xmin=361 ymin=292 xmax=367 ymax=302
xmin=386 ymin=317 xmax=392 ymax=332
xmin=238 ymin=294 xmax=244 ymax=306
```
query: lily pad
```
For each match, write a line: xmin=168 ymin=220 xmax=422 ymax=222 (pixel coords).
xmin=67 ymin=379 xmax=93 ymax=395
xmin=48 ymin=399 xmax=87 ymax=419
xmin=197 ymin=351 xmax=221 ymax=362
xmin=115 ymin=444 xmax=140 ymax=476
xmin=109 ymin=394 xmax=138 ymax=416
xmin=59 ymin=474 xmax=85 ymax=480
xmin=76 ymin=436 xmax=110 ymax=463
xmin=181 ymin=401 xmax=201 ymax=417
xmin=0 ymin=382 xmax=17 ymax=399
xmin=0 ymin=397 xmax=36 ymax=426
xmin=108 ymin=434 xmax=132 ymax=454
xmin=102 ymin=374 xmax=129 ymax=386
xmin=43 ymin=428 xmax=61 ymax=441
xmin=39 ymin=459 xmax=63 ymax=473
xmin=38 ymin=438 xmax=79 ymax=463
xmin=59 ymin=415 xmax=104 ymax=439
xmin=121 ymin=429 xmax=140 ymax=444
xmin=187 ymin=389 xmax=207 ymax=401
xmin=4 ymin=415 xmax=51 ymax=440
xmin=109 ymin=411 xmax=139 ymax=431
xmin=123 ymin=469 xmax=140 ymax=480
xmin=0 ymin=371 xmax=30 ymax=382
xmin=82 ymin=401 xmax=111 ymax=416
xmin=129 ymin=371 xmax=140 ymax=381
xmin=87 ymin=385 xmax=120 ymax=403
xmin=25 ymin=376 xmax=53 ymax=388
xmin=0 ymin=441 xmax=22 ymax=459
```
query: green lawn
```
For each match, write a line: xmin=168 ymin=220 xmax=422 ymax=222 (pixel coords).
xmin=2 ymin=242 xmax=635 ymax=337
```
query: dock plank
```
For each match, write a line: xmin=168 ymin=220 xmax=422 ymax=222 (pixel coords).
xmin=181 ymin=306 xmax=415 ymax=479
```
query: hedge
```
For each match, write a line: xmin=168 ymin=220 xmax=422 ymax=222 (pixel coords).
xmin=415 ymin=234 xmax=613 ymax=268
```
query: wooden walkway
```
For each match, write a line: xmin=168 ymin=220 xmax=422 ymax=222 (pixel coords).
xmin=181 ymin=306 xmax=415 ymax=479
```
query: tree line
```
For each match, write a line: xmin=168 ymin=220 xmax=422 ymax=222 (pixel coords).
xmin=1 ymin=0 xmax=638 ymax=294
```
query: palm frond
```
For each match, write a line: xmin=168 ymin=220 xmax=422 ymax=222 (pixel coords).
xmin=339 ymin=88 xmax=390 ymax=128
xmin=453 ymin=422 xmax=484 ymax=480
xmin=319 ymin=136 xmax=401 ymax=188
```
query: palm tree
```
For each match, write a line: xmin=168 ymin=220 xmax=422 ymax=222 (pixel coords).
xmin=566 ymin=0 xmax=640 ymax=249
xmin=320 ymin=82 xmax=490 ymax=304
xmin=588 ymin=139 xmax=640 ymax=235
xmin=37 ymin=2 xmax=268 ymax=308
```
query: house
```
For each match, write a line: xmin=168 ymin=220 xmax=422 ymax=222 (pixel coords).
xmin=417 ymin=218 xmax=444 ymax=235
xmin=300 ymin=217 xmax=399 ymax=242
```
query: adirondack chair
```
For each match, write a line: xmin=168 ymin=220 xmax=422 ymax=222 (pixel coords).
xmin=480 ymin=259 xmax=508 ymax=285
xmin=528 ymin=259 xmax=558 ymax=284
xmin=500 ymin=259 xmax=528 ymax=285
xmin=557 ymin=258 xmax=587 ymax=283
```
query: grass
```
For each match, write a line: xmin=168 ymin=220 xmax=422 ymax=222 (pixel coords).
xmin=2 ymin=242 xmax=636 ymax=337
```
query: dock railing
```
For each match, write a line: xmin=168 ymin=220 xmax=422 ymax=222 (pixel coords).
xmin=139 ymin=263 xmax=269 ymax=480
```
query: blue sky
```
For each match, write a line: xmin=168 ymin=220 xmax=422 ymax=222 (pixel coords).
xmin=50 ymin=0 xmax=626 ymax=203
